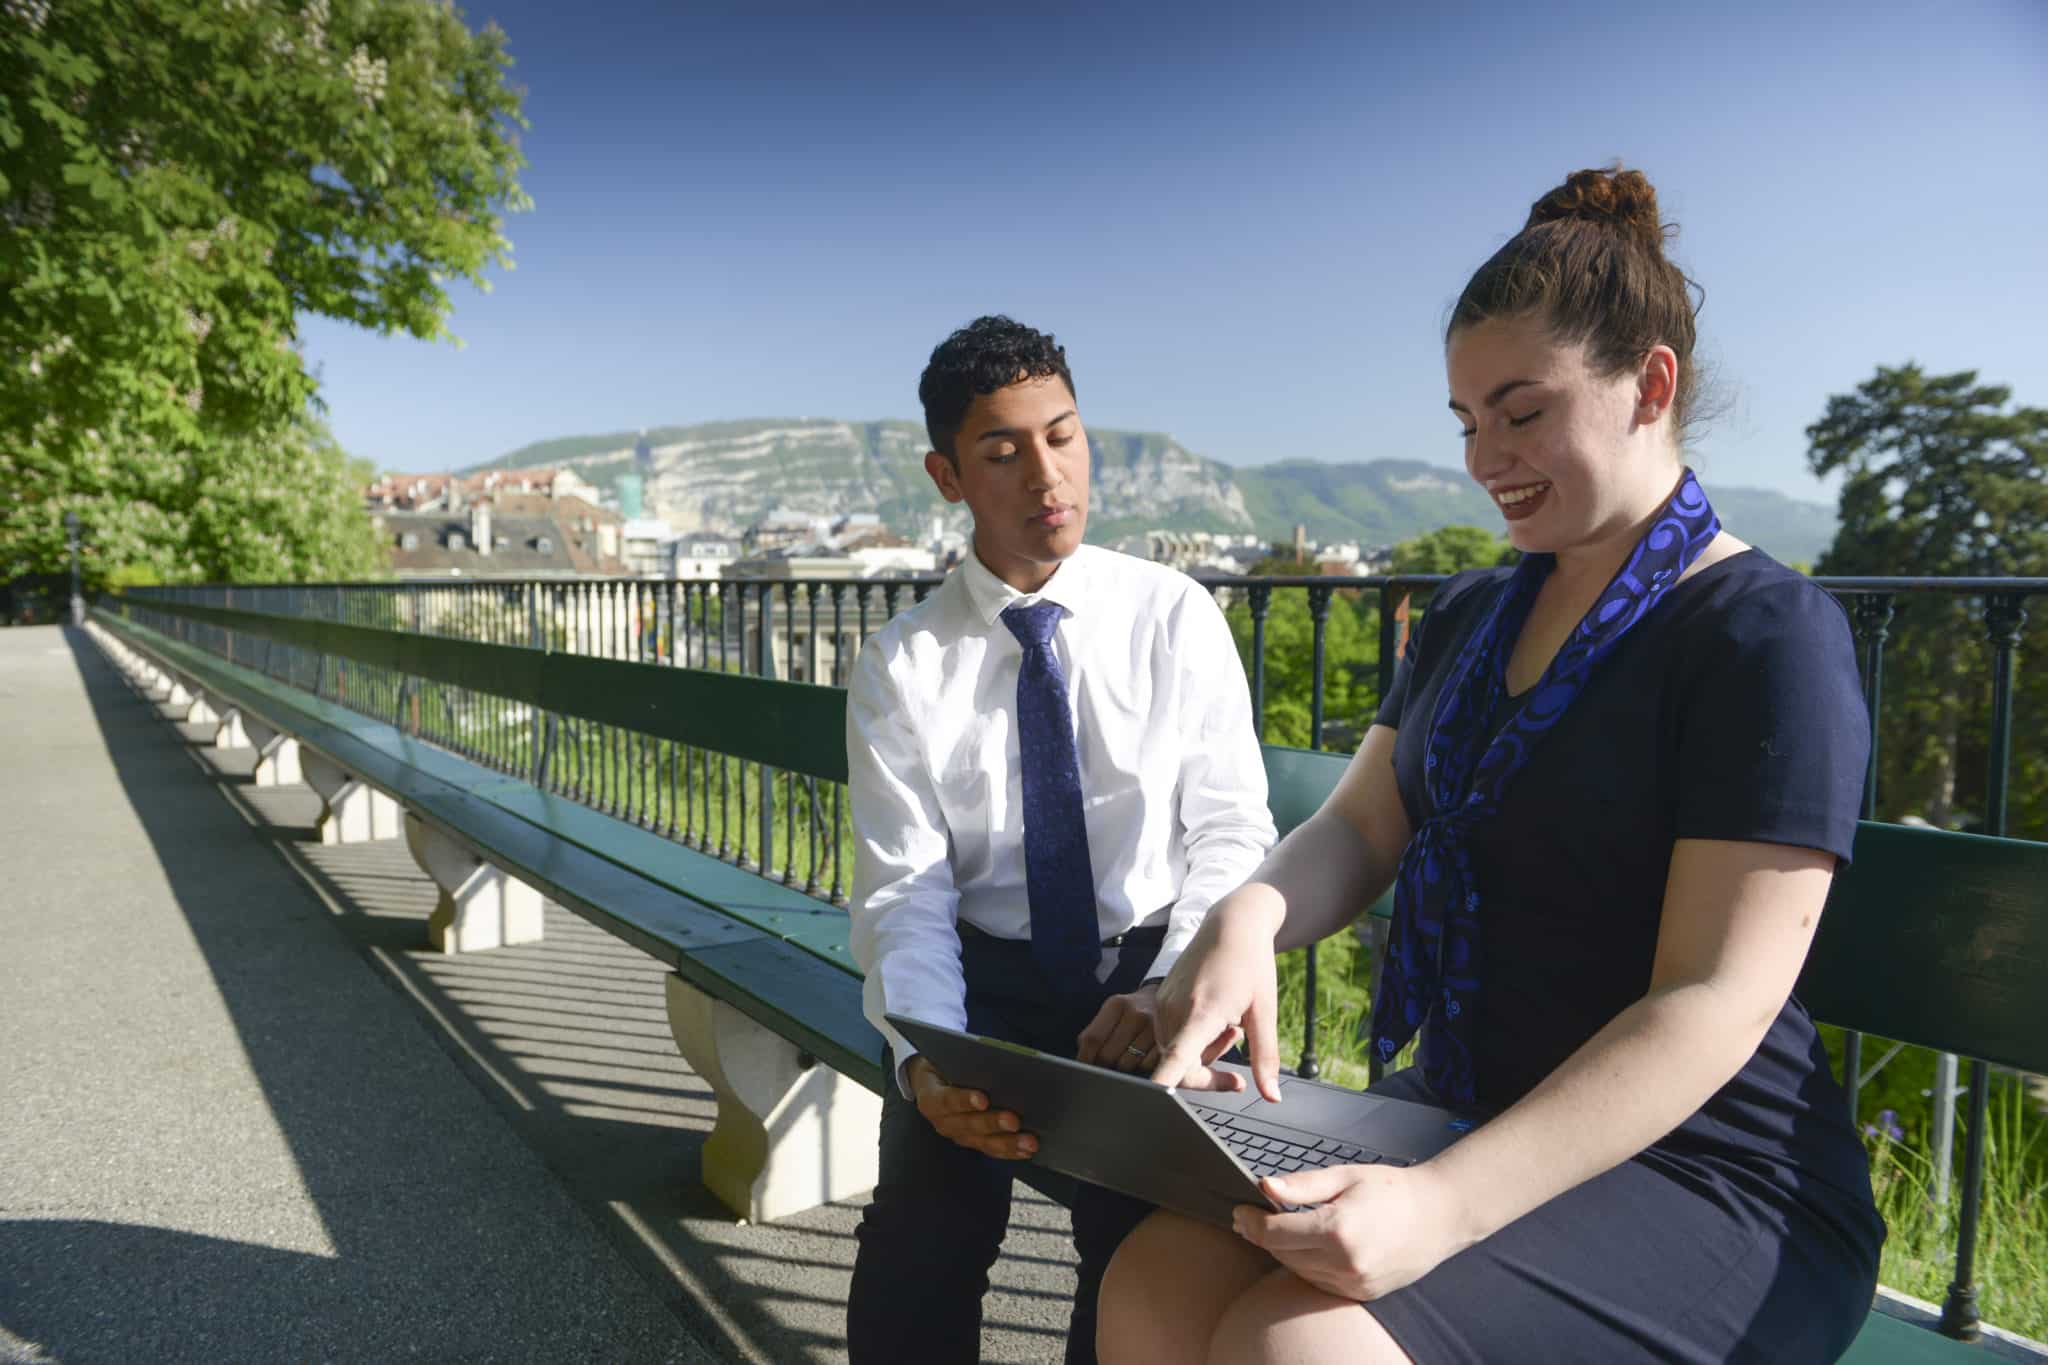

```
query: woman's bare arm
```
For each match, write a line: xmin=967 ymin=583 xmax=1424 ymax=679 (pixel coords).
xmin=1410 ymin=837 xmax=1838 ymax=1250
xmin=1152 ymin=725 xmax=1411 ymax=1094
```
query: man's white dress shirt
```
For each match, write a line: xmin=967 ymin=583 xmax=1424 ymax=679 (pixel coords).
xmin=846 ymin=543 xmax=1276 ymax=1085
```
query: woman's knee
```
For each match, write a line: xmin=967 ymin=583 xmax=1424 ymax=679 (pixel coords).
xmin=1097 ymin=1211 xmax=1269 ymax=1365
xmin=1207 ymin=1269 xmax=1411 ymax=1365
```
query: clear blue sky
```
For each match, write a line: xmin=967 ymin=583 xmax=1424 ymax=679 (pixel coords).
xmin=299 ymin=0 xmax=2048 ymax=504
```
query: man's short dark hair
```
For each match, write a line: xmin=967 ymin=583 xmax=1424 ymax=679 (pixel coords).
xmin=918 ymin=315 xmax=1075 ymax=461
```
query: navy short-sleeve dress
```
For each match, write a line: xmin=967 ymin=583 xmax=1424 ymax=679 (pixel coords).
xmin=1359 ymin=549 xmax=1885 ymax=1364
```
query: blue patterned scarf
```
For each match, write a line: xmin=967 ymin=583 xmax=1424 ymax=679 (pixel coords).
xmin=1368 ymin=470 xmax=1721 ymax=1103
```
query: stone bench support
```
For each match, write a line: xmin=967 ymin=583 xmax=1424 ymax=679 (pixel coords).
xmin=104 ymin=635 xmax=142 ymax=677
xmin=404 ymin=813 xmax=545 ymax=953
xmin=301 ymin=750 xmax=402 ymax=844
xmin=241 ymin=715 xmax=302 ymax=787
xmin=663 ymin=975 xmax=881 ymax=1223
xmin=208 ymin=700 xmax=250 ymax=751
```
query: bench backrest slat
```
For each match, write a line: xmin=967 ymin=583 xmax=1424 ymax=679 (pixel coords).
xmin=543 ymin=653 xmax=848 ymax=781
xmin=115 ymin=597 xmax=849 ymax=781
xmin=1262 ymin=744 xmax=1351 ymax=837
xmin=1801 ymin=821 xmax=2048 ymax=1075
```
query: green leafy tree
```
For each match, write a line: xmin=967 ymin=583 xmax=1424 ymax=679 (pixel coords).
xmin=1390 ymin=524 xmax=1515 ymax=574
xmin=1 ymin=0 xmax=527 ymax=584
xmin=1807 ymin=364 xmax=2048 ymax=837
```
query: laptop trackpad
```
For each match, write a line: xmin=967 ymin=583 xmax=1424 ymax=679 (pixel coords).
xmin=1191 ymin=1061 xmax=1467 ymax=1158
xmin=1190 ymin=1061 xmax=1357 ymax=1117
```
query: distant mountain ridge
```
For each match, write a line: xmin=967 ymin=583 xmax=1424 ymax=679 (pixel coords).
xmin=470 ymin=418 xmax=1839 ymax=565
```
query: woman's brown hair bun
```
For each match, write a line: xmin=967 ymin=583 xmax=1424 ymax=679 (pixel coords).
xmin=1449 ymin=163 xmax=1704 ymax=441
xmin=1524 ymin=165 xmax=1667 ymax=256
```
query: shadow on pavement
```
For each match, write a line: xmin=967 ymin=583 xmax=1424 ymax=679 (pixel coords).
xmin=13 ymin=627 xmax=1075 ymax=1363
xmin=0 ymin=629 xmax=710 ymax=1364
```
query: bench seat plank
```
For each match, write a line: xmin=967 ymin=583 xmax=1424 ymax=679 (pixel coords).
xmin=678 ymin=938 xmax=887 ymax=1093
xmin=474 ymin=783 xmax=861 ymax=972
xmin=1839 ymin=1309 xmax=1985 ymax=1364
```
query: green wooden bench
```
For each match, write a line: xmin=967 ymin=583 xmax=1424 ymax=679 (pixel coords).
xmin=92 ymin=604 xmax=1361 ymax=1223
xmin=94 ymin=607 xmax=889 ymax=1220
xmin=91 ymin=604 xmax=2047 ymax=1359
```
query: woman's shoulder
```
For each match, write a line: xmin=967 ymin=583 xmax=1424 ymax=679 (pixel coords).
xmin=1672 ymin=549 xmax=1854 ymax=648
xmin=1657 ymin=550 xmax=1865 ymax=722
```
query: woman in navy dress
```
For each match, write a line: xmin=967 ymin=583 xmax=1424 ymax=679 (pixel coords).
xmin=1097 ymin=166 xmax=1884 ymax=1364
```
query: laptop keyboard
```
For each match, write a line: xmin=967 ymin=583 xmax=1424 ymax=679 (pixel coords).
xmin=1188 ymin=1104 xmax=1412 ymax=1180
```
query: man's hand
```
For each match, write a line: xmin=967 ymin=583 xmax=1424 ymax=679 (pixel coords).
xmin=1076 ymin=983 xmax=1162 ymax=1072
xmin=906 ymin=1055 xmax=1037 ymax=1160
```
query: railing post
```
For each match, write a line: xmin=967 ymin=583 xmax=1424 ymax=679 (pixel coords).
xmin=1844 ymin=592 xmax=1896 ymax=1126
xmin=717 ymin=582 xmax=733 ymax=861
xmin=1247 ymin=584 xmax=1271 ymax=739
xmin=1366 ymin=582 xmax=1419 ymax=1084
xmin=780 ymin=581 xmax=799 ymax=884
xmin=1376 ymin=585 xmax=1398 ymax=700
xmin=1939 ymin=592 xmax=2027 ymax=1342
xmin=756 ymin=583 xmax=775 ymax=873
xmin=830 ymin=582 xmax=850 ymax=904
xmin=1298 ymin=583 xmax=1334 ymax=1081
xmin=1306 ymin=585 xmax=1331 ymax=749
xmin=691 ymin=583 xmax=710 ymax=845
xmin=525 ymin=584 xmax=553 ymax=789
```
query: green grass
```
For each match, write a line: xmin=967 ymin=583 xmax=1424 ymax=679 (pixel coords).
xmin=1861 ymin=1076 xmax=2047 ymax=1340
xmin=1827 ymin=1036 xmax=2048 ymax=1341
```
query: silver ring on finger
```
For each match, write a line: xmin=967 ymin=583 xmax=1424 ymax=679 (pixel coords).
xmin=1125 ymin=1044 xmax=1149 ymax=1060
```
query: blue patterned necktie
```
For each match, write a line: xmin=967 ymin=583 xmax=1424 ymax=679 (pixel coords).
xmin=1002 ymin=602 xmax=1102 ymax=985
xmin=1369 ymin=471 xmax=1721 ymax=1103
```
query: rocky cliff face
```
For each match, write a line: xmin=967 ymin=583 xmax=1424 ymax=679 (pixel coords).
xmin=1084 ymin=430 xmax=1255 ymax=540
xmin=478 ymin=418 xmax=1839 ymax=563
xmin=489 ymin=419 xmax=1255 ymax=544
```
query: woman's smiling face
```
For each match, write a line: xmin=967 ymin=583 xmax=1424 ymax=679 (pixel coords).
xmin=1446 ymin=315 xmax=1678 ymax=560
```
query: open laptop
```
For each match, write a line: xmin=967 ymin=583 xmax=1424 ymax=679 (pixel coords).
xmin=889 ymin=1013 xmax=1480 ymax=1228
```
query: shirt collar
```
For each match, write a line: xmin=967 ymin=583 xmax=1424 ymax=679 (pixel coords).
xmin=958 ymin=542 xmax=1094 ymax=628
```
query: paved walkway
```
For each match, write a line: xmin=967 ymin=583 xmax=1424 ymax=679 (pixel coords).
xmin=0 ymin=626 xmax=1080 ymax=1363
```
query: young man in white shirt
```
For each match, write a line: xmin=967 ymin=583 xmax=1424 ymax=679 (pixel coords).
xmin=844 ymin=315 xmax=1276 ymax=1364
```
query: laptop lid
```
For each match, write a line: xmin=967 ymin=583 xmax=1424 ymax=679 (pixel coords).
xmin=888 ymin=1014 xmax=1470 ymax=1229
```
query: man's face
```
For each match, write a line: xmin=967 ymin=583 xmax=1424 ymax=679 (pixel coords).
xmin=925 ymin=374 xmax=1089 ymax=592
